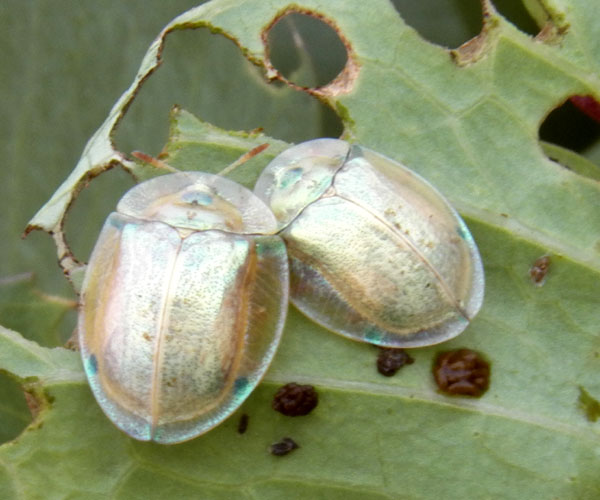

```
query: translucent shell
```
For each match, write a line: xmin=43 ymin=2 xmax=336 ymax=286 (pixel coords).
xmin=254 ymin=139 xmax=484 ymax=348
xmin=78 ymin=172 xmax=289 ymax=444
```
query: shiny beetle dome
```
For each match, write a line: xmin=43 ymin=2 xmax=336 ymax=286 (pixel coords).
xmin=254 ymin=139 xmax=484 ymax=348
xmin=78 ymin=171 xmax=289 ymax=444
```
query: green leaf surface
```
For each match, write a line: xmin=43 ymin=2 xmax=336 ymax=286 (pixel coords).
xmin=2 ymin=0 xmax=600 ymax=499
xmin=0 ymin=273 xmax=75 ymax=347
xmin=0 ymin=275 xmax=76 ymax=446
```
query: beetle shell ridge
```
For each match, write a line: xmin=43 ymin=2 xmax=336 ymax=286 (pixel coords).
xmin=79 ymin=172 xmax=289 ymax=444
xmin=254 ymin=139 xmax=484 ymax=348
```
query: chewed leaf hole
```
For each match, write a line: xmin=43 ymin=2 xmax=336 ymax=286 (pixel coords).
xmin=492 ymin=0 xmax=540 ymax=36
xmin=64 ymin=166 xmax=135 ymax=266
xmin=539 ymin=96 xmax=600 ymax=179
xmin=540 ymin=98 xmax=600 ymax=153
xmin=266 ymin=12 xmax=348 ymax=89
xmin=0 ymin=373 xmax=34 ymax=444
xmin=392 ymin=0 xmax=482 ymax=48
xmin=116 ymin=28 xmax=342 ymax=152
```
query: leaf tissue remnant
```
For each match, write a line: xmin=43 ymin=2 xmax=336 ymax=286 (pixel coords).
xmin=578 ymin=386 xmax=600 ymax=422
xmin=376 ymin=347 xmax=415 ymax=376
xmin=529 ymin=255 xmax=551 ymax=286
xmin=272 ymin=382 xmax=319 ymax=416
xmin=433 ymin=349 xmax=490 ymax=397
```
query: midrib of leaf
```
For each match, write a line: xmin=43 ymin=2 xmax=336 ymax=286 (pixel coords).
xmin=3 ymin=323 xmax=594 ymax=448
xmin=3 ymin=320 xmax=595 ymax=449
xmin=262 ymin=372 xmax=594 ymax=441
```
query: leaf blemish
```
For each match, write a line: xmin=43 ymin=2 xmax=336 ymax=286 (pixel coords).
xmin=578 ymin=386 xmax=600 ymax=422
xmin=376 ymin=347 xmax=414 ymax=377
xmin=270 ymin=436 xmax=299 ymax=456
xmin=529 ymin=255 xmax=551 ymax=286
xmin=272 ymin=382 xmax=319 ymax=416
xmin=433 ymin=348 xmax=490 ymax=397
xmin=24 ymin=391 xmax=44 ymax=421
xmin=237 ymin=413 xmax=249 ymax=434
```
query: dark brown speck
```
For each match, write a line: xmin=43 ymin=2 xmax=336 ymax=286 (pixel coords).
xmin=433 ymin=349 xmax=490 ymax=397
xmin=377 ymin=347 xmax=414 ymax=376
xmin=529 ymin=255 xmax=551 ymax=285
xmin=237 ymin=413 xmax=249 ymax=434
xmin=272 ymin=383 xmax=318 ymax=416
xmin=270 ymin=437 xmax=299 ymax=456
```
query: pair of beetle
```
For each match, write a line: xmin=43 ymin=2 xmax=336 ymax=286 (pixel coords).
xmin=79 ymin=138 xmax=484 ymax=444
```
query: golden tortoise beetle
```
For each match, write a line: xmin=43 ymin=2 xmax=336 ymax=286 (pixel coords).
xmin=254 ymin=138 xmax=484 ymax=348
xmin=78 ymin=172 xmax=289 ymax=444
xmin=79 ymin=139 xmax=484 ymax=443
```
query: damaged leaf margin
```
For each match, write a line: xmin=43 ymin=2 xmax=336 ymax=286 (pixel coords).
xmin=0 ymin=325 xmax=83 ymax=438
xmin=261 ymin=5 xmax=360 ymax=96
xmin=24 ymin=2 xmax=360 ymax=288
xmin=443 ymin=0 xmax=571 ymax=71
xmin=25 ymin=0 xmax=600 ymax=291
xmin=22 ymin=6 xmax=238 ymax=283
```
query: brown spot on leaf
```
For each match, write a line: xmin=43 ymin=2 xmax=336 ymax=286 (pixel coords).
xmin=272 ymin=382 xmax=318 ymax=416
xmin=269 ymin=437 xmax=299 ymax=456
xmin=578 ymin=386 xmax=600 ymax=422
xmin=529 ymin=255 xmax=551 ymax=286
xmin=376 ymin=347 xmax=414 ymax=377
xmin=24 ymin=390 xmax=44 ymax=421
xmin=433 ymin=348 xmax=490 ymax=397
xmin=237 ymin=413 xmax=249 ymax=434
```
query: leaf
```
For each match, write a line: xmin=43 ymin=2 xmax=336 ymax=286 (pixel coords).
xmin=2 ymin=0 xmax=600 ymax=499
xmin=0 ymin=274 xmax=76 ymax=445
xmin=0 ymin=273 xmax=76 ymax=347
xmin=541 ymin=141 xmax=600 ymax=181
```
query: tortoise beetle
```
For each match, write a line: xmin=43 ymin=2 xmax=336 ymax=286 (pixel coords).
xmin=254 ymin=139 xmax=484 ymax=348
xmin=78 ymin=171 xmax=289 ymax=444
